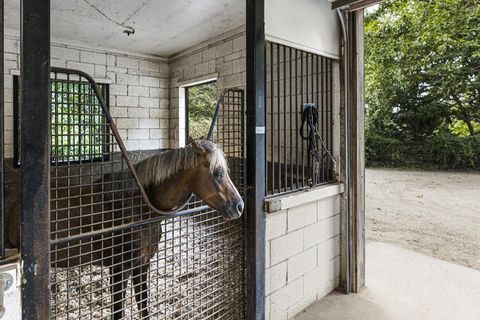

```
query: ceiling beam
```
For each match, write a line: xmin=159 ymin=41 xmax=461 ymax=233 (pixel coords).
xmin=331 ymin=0 xmax=383 ymax=11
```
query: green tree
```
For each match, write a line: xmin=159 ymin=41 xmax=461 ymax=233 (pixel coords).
xmin=365 ymin=0 xmax=480 ymax=139
xmin=187 ymin=82 xmax=217 ymax=139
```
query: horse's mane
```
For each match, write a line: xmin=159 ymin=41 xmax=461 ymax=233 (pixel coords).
xmin=134 ymin=140 xmax=228 ymax=189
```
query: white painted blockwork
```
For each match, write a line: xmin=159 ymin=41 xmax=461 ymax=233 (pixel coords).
xmin=265 ymin=184 xmax=343 ymax=319
xmin=265 ymin=0 xmax=340 ymax=59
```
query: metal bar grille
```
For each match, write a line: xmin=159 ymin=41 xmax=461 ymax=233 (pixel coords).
xmin=49 ymin=68 xmax=246 ymax=319
xmin=265 ymin=41 xmax=336 ymax=196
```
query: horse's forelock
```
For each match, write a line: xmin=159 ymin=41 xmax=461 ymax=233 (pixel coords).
xmin=135 ymin=141 xmax=227 ymax=188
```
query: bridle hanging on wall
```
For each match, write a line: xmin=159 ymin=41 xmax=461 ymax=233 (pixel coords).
xmin=299 ymin=103 xmax=337 ymax=185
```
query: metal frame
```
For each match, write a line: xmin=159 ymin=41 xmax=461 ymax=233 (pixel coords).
xmin=0 ymin=0 xmax=4 ymax=261
xmin=246 ymin=0 xmax=266 ymax=319
xmin=18 ymin=0 xmax=267 ymax=318
xmin=265 ymin=41 xmax=337 ymax=197
xmin=20 ymin=0 xmax=51 ymax=318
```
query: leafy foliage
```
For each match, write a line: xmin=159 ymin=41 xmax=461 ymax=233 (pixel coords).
xmin=366 ymin=0 xmax=480 ymax=138
xmin=187 ymin=82 xmax=217 ymax=140
xmin=365 ymin=0 xmax=480 ymax=168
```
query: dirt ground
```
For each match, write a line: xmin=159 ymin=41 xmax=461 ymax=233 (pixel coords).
xmin=366 ymin=168 xmax=480 ymax=271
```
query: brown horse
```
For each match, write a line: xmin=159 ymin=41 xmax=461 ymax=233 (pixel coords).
xmin=5 ymin=139 xmax=244 ymax=319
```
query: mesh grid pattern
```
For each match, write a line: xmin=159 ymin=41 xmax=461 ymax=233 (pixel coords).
xmin=49 ymin=70 xmax=245 ymax=319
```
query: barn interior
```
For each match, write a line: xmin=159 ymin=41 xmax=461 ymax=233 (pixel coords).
xmin=1 ymin=0 xmax=344 ymax=319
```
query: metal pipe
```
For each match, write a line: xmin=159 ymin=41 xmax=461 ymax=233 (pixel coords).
xmin=337 ymin=8 xmax=351 ymax=294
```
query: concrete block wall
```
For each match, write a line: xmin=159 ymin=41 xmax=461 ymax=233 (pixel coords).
xmin=168 ymin=26 xmax=246 ymax=147
xmin=3 ymin=33 xmax=170 ymax=158
xmin=265 ymin=185 xmax=342 ymax=319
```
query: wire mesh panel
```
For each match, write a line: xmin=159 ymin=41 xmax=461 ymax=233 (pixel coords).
xmin=265 ymin=41 xmax=336 ymax=196
xmin=49 ymin=68 xmax=245 ymax=319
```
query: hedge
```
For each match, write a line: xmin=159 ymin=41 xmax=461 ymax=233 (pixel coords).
xmin=365 ymin=132 xmax=480 ymax=170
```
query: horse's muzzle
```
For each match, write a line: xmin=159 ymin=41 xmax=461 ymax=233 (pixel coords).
xmin=224 ymin=199 xmax=244 ymax=220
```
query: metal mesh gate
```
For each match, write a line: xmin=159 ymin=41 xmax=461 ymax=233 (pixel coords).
xmin=49 ymin=68 xmax=246 ymax=319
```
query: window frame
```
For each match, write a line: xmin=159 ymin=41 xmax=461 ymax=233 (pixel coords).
xmin=13 ymin=75 xmax=110 ymax=167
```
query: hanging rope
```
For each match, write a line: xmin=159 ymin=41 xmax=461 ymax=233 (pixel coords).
xmin=299 ymin=104 xmax=337 ymax=183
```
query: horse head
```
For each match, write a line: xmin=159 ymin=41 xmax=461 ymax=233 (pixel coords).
xmin=189 ymin=140 xmax=244 ymax=220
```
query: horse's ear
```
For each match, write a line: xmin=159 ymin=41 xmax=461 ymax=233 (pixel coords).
xmin=190 ymin=139 xmax=207 ymax=155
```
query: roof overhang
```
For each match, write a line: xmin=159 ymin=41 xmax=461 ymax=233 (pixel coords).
xmin=331 ymin=0 xmax=384 ymax=11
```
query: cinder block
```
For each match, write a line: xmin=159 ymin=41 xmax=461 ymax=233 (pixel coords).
xmin=304 ymin=218 xmax=332 ymax=249
xmin=107 ymin=55 xmax=116 ymax=66
xmin=317 ymin=196 xmax=336 ymax=221
xmin=124 ymin=139 xmax=140 ymax=151
xmin=287 ymin=247 xmax=317 ymax=282
xmin=4 ymin=38 xmax=18 ymax=54
xmin=202 ymin=47 xmax=216 ymax=62
xmin=116 ymin=96 xmax=139 ymax=107
xmin=216 ymin=41 xmax=233 ymax=58
xmin=140 ymin=97 xmax=160 ymax=109
xmin=149 ymin=108 xmax=169 ymax=119
xmin=233 ymin=35 xmax=246 ymax=52
xmin=51 ymin=46 xmax=79 ymax=61
xmin=139 ymin=119 xmax=159 ymax=129
xmin=303 ymin=261 xmax=330 ymax=297
xmin=223 ymin=73 xmax=243 ymax=88
xmin=94 ymin=65 xmax=107 ymax=78
xmin=116 ymin=118 xmax=138 ymax=129
xmin=127 ymin=108 xmax=149 ymax=119
xmin=140 ymin=140 xmax=160 ymax=150
xmin=66 ymin=61 xmax=95 ymax=76
xmin=269 ymin=278 xmax=303 ymax=318
xmin=217 ymin=61 xmax=233 ymax=76
xmin=265 ymin=240 xmax=271 ymax=268
xmin=195 ymin=62 xmax=209 ymax=76
xmin=139 ymin=76 xmax=160 ymax=88
xmin=266 ymin=261 xmax=287 ymax=295
xmin=117 ymin=73 xmax=139 ymax=86
xmin=266 ymin=210 xmax=287 ymax=240
xmin=117 ymin=56 xmax=139 ymax=69
xmin=50 ymin=59 xmax=64 ymax=70
xmin=317 ymin=236 xmax=339 ymax=265
xmin=128 ymin=86 xmax=150 ymax=97
xmin=139 ymin=60 xmax=159 ymax=72
xmin=224 ymin=51 xmax=242 ymax=63
xmin=270 ymin=229 xmax=303 ymax=265
xmin=287 ymin=202 xmax=317 ymax=232
xmin=80 ymin=51 xmax=106 ymax=65
xmin=127 ymin=129 xmax=149 ymax=140
xmin=150 ymin=129 xmax=169 ymax=140
xmin=109 ymin=84 xmax=128 ymax=96
xmin=287 ymin=292 xmax=317 ymax=319
xmin=232 ymin=58 xmax=245 ymax=74
xmin=109 ymin=107 xmax=128 ymax=118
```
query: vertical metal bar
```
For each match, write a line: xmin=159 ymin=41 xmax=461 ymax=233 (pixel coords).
xmin=316 ymin=54 xmax=320 ymax=185
xmin=0 ymin=0 xmax=4 ymax=260
xmin=300 ymin=51 xmax=304 ymax=187
xmin=329 ymin=59 xmax=334 ymax=181
xmin=283 ymin=45 xmax=287 ymax=193
xmin=276 ymin=44 xmax=280 ymax=193
xmin=289 ymin=47 xmax=293 ymax=190
xmin=20 ymin=0 xmax=51 ymax=318
xmin=321 ymin=57 xmax=326 ymax=181
xmin=270 ymin=43 xmax=274 ymax=194
xmin=295 ymin=49 xmax=299 ymax=189
xmin=246 ymin=0 xmax=266 ymax=318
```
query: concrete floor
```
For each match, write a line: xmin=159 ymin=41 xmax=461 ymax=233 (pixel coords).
xmin=295 ymin=242 xmax=480 ymax=320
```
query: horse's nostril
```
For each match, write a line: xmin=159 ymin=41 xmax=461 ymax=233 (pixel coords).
xmin=236 ymin=201 xmax=244 ymax=214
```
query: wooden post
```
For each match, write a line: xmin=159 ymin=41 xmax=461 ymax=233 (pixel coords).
xmin=20 ymin=0 xmax=51 ymax=318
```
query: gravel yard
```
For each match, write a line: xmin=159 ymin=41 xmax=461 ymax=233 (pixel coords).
xmin=366 ymin=168 xmax=480 ymax=271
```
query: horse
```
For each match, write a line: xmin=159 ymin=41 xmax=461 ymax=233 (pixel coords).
xmin=5 ymin=139 xmax=244 ymax=319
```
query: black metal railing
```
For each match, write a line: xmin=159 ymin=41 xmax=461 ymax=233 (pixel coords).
xmin=265 ymin=41 xmax=336 ymax=196
xmin=47 ymin=68 xmax=246 ymax=319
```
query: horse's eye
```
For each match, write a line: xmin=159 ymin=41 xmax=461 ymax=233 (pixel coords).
xmin=214 ymin=170 xmax=224 ymax=180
